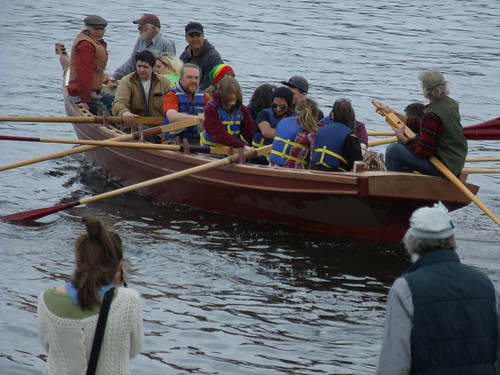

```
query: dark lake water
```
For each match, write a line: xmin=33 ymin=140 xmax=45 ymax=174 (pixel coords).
xmin=0 ymin=1 xmax=499 ymax=374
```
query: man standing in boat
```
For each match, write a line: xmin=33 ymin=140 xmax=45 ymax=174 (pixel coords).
xmin=179 ymin=22 xmax=224 ymax=91
xmin=376 ymin=202 xmax=500 ymax=374
xmin=67 ymin=15 xmax=114 ymax=115
xmin=109 ymin=14 xmax=176 ymax=84
xmin=111 ymin=50 xmax=174 ymax=138
xmin=161 ymin=63 xmax=211 ymax=143
xmin=377 ymin=70 xmax=468 ymax=177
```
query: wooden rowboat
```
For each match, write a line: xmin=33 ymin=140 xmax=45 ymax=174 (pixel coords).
xmin=63 ymin=75 xmax=479 ymax=242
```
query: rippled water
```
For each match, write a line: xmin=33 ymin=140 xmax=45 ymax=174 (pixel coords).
xmin=0 ymin=1 xmax=499 ymax=374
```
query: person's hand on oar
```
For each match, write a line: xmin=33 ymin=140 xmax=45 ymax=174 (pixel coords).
xmin=122 ymin=111 xmax=140 ymax=128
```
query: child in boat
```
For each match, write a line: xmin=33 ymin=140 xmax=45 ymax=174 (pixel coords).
xmin=201 ymin=75 xmax=254 ymax=149
xmin=269 ymin=97 xmax=319 ymax=169
xmin=37 ymin=214 xmax=144 ymax=374
xmin=309 ymin=98 xmax=363 ymax=172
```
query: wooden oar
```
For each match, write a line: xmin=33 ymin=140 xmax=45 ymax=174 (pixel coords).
xmin=368 ymin=136 xmax=398 ymax=147
xmin=368 ymin=118 xmax=500 ymax=144
xmin=372 ymin=99 xmax=500 ymax=226
xmin=0 ymin=135 xmax=238 ymax=155
xmin=0 ymin=117 xmax=199 ymax=172
xmin=0 ymin=145 xmax=272 ymax=222
xmin=462 ymin=168 xmax=500 ymax=174
xmin=466 ymin=157 xmax=500 ymax=162
xmin=0 ymin=116 xmax=164 ymax=125
xmin=462 ymin=117 xmax=500 ymax=140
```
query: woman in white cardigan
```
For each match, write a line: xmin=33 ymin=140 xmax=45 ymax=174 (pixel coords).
xmin=38 ymin=214 xmax=144 ymax=375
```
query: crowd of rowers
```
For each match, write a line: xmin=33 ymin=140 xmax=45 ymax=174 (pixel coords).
xmin=58 ymin=13 xmax=468 ymax=177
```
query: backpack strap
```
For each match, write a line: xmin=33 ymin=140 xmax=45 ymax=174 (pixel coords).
xmin=86 ymin=287 xmax=115 ymax=375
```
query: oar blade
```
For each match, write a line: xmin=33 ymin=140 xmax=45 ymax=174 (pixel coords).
xmin=463 ymin=117 xmax=500 ymax=140
xmin=0 ymin=201 xmax=80 ymax=222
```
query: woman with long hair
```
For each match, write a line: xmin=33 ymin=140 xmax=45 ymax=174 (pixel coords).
xmin=269 ymin=97 xmax=319 ymax=169
xmin=201 ymin=75 xmax=254 ymax=149
xmin=38 ymin=214 xmax=144 ymax=374
xmin=310 ymin=98 xmax=363 ymax=172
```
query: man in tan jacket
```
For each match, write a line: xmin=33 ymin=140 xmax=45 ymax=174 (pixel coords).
xmin=112 ymin=50 xmax=174 ymax=139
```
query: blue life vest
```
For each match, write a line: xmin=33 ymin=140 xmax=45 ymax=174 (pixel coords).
xmin=200 ymin=101 xmax=247 ymax=147
xmin=310 ymin=122 xmax=352 ymax=171
xmin=269 ymin=116 xmax=310 ymax=168
xmin=252 ymin=108 xmax=283 ymax=148
xmin=162 ymin=87 xmax=205 ymax=138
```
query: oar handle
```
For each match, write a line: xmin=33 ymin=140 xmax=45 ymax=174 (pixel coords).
xmin=0 ymin=116 xmax=164 ymax=125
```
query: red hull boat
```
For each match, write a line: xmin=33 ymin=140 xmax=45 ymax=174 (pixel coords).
xmin=63 ymin=83 xmax=478 ymax=242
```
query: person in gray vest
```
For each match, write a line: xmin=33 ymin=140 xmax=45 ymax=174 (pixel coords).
xmin=376 ymin=69 xmax=468 ymax=177
xmin=376 ymin=202 xmax=500 ymax=375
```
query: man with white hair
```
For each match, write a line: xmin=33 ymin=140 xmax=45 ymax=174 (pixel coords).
xmin=110 ymin=14 xmax=176 ymax=83
xmin=376 ymin=202 xmax=500 ymax=375
xmin=376 ymin=69 xmax=468 ymax=177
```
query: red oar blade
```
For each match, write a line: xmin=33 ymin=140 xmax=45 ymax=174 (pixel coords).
xmin=0 ymin=201 xmax=81 ymax=222
xmin=463 ymin=117 xmax=500 ymax=140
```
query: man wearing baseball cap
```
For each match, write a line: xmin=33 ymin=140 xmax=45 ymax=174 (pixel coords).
xmin=110 ymin=14 xmax=176 ymax=82
xmin=377 ymin=202 xmax=500 ymax=374
xmin=179 ymin=22 xmax=223 ymax=91
xmin=281 ymin=75 xmax=324 ymax=120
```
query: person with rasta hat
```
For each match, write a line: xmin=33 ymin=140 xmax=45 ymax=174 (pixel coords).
xmin=376 ymin=69 xmax=468 ymax=177
xmin=376 ymin=202 xmax=500 ymax=375
xmin=109 ymin=14 xmax=176 ymax=84
xmin=179 ymin=22 xmax=223 ymax=91
xmin=204 ymin=63 xmax=235 ymax=99
xmin=67 ymin=15 xmax=115 ymax=115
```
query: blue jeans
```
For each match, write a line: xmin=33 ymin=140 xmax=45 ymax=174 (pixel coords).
xmin=385 ymin=143 xmax=443 ymax=177
xmin=89 ymin=92 xmax=114 ymax=115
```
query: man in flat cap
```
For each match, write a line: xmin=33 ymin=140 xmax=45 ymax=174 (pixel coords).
xmin=179 ymin=22 xmax=223 ymax=91
xmin=376 ymin=202 xmax=500 ymax=375
xmin=376 ymin=69 xmax=468 ymax=177
xmin=110 ymin=14 xmax=176 ymax=83
xmin=67 ymin=15 xmax=114 ymax=115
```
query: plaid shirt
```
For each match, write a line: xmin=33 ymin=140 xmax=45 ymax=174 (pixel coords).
xmin=270 ymin=130 xmax=313 ymax=169
xmin=405 ymin=113 xmax=444 ymax=159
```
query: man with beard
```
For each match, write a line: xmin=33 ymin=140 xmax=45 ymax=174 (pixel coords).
xmin=109 ymin=14 xmax=175 ymax=84
xmin=161 ymin=63 xmax=211 ymax=143
xmin=112 ymin=50 xmax=174 ymax=140
xmin=179 ymin=22 xmax=223 ymax=91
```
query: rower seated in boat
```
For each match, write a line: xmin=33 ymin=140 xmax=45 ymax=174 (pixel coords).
xmin=309 ymin=98 xmax=363 ymax=172
xmin=162 ymin=63 xmax=210 ymax=144
xmin=111 ymin=50 xmax=173 ymax=141
xmin=201 ymin=75 xmax=254 ymax=151
xmin=269 ymin=97 xmax=319 ymax=169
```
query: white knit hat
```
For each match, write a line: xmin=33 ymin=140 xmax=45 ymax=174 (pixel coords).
xmin=408 ymin=202 xmax=455 ymax=239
